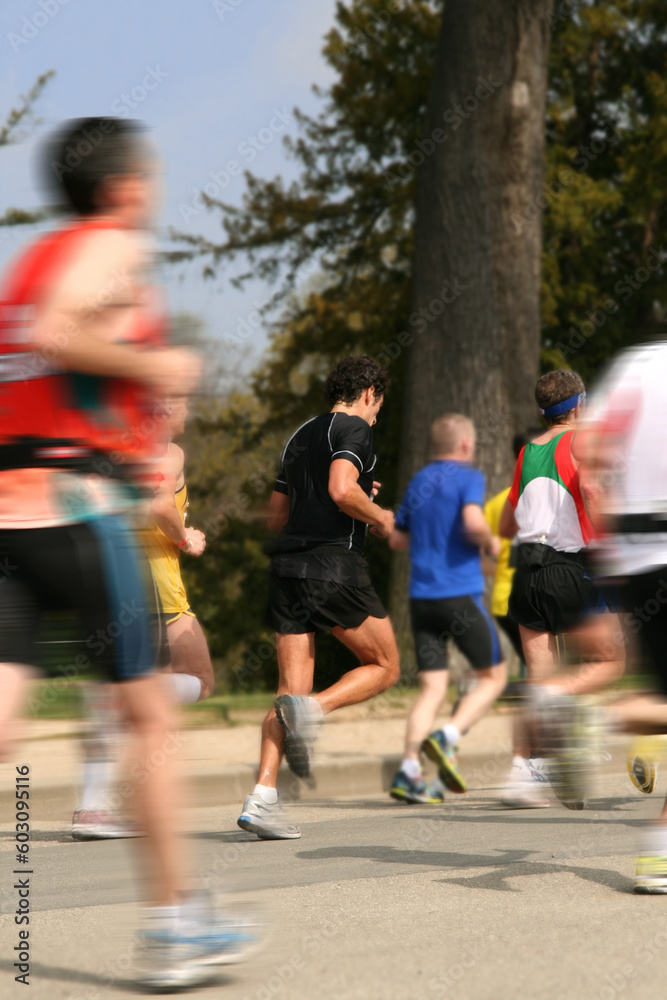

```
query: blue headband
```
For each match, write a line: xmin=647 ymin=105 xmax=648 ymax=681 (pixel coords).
xmin=539 ymin=391 xmax=585 ymax=418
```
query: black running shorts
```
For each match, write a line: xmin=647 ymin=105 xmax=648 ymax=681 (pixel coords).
xmin=266 ymin=572 xmax=387 ymax=634
xmin=410 ymin=594 xmax=502 ymax=672
xmin=509 ymin=556 xmax=605 ymax=635
xmin=0 ymin=515 xmax=158 ymax=681
xmin=619 ymin=567 xmax=667 ymax=696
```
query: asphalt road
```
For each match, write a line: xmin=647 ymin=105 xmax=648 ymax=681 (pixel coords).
xmin=2 ymin=768 xmax=667 ymax=1000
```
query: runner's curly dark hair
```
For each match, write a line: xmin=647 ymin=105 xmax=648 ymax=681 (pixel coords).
xmin=535 ymin=370 xmax=585 ymax=425
xmin=324 ymin=355 xmax=390 ymax=406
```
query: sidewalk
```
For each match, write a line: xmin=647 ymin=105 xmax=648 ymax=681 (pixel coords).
xmin=4 ymin=705 xmax=516 ymax=820
xmin=2 ymin=702 xmax=631 ymax=822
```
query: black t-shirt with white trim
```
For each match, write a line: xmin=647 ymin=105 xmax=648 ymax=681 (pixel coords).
xmin=272 ymin=412 xmax=376 ymax=560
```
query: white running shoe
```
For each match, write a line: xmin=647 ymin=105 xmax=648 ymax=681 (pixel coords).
xmin=237 ymin=793 xmax=301 ymax=840
xmin=71 ymin=809 xmax=142 ymax=840
xmin=501 ymin=756 xmax=550 ymax=809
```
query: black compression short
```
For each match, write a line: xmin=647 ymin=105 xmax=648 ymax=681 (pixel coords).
xmin=0 ymin=515 xmax=158 ymax=681
xmin=495 ymin=613 xmax=524 ymax=661
xmin=410 ymin=595 xmax=502 ymax=672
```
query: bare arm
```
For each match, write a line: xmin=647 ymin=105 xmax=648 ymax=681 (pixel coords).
xmin=389 ymin=528 xmax=409 ymax=550
xmin=328 ymin=459 xmax=394 ymax=538
xmin=481 ymin=550 xmax=499 ymax=575
xmin=499 ymin=496 xmax=519 ymax=539
xmin=33 ymin=228 xmax=200 ymax=393
xmin=150 ymin=443 xmax=204 ymax=555
xmin=462 ymin=502 xmax=498 ymax=555
xmin=267 ymin=490 xmax=290 ymax=533
xmin=572 ymin=427 xmax=608 ymax=529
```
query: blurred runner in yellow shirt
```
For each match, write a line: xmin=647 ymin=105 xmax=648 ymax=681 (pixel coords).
xmin=483 ymin=432 xmax=536 ymax=667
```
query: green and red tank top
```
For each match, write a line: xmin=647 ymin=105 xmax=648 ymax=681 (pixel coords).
xmin=508 ymin=430 xmax=592 ymax=552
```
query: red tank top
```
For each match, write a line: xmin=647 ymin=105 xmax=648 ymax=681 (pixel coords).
xmin=0 ymin=219 xmax=166 ymax=473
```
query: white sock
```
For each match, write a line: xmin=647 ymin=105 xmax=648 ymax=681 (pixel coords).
xmin=168 ymin=673 xmax=202 ymax=704
xmin=443 ymin=723 xmax=460 ymax=747
xmin=80 ymin=761 xmax=115 ymax=812
xmin=253 ymin=783 xmax=278 ymax=804
xmin=401 ymin=758 xmax=422 ymax=780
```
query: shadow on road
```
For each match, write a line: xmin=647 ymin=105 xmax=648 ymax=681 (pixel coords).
xmin=296 ymin=844 xmax=635 ymax=894
xmin=0 ymin=958 xmax=234 ymax=992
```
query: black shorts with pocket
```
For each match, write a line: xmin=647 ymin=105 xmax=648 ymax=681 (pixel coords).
xmin=508 ymin=543 xmax=606 ymax=635
xmin=265 ymin=546 xmax=386 ymax=634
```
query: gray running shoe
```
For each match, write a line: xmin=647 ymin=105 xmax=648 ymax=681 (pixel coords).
xmin=237 ymin=793 xmax=301 ymax=840
xmin=274 ymin=694 xmax=324 ymax=780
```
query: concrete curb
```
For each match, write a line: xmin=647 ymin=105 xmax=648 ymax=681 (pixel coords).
xmin=12 ymin=755 xmax=409 ymax=821
xmin=9 ymin=745 xmax=632 ymax=822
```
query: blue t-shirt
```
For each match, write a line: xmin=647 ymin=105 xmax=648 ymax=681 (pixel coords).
xmin=395 ymin=461 xmax=485 ymax=599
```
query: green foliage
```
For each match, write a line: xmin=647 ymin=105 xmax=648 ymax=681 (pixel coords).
xmin=171 ymin=1 xmax=442 ymax=688
xmin=0 ymin=70 xmax=54 ymax=229
xmin=178 ymin=389 xmax=281 ymax=687
xmin=542 ymin=1 xmax=667 ymax=378
xmin=0 ymin=70 xmax=54 ymax=147
xmin=175 ymin=0 xmax=667 ymax=687
xmin=171 ymin=0 xmax=441 ymax=435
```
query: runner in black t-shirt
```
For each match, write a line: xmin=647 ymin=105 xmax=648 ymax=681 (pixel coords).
xmin=238 ymin=356 xmax=400 ymax=840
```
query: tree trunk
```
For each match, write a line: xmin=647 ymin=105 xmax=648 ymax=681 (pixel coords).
xmin=390 ymin=0 xmax=551 ymax=663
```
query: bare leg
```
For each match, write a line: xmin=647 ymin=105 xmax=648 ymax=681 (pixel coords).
xmin=516 ymin=616 xmax=625 ymax=762
xmin=254 ymin=616 xmax=399 ymax=788
xmin=511 ymin=710 xmax=532 ymax=760
xmin=450 ymin=663 xmax=507 ymax=735
xmin=612 ymin=695 xmax=667 ymax=736
xmin=404 ymin=670 xmax=449 ymax=759
xmin=0 ymin=663 xmax=31 ymax=761
xmin=520 ymin=627 xmax=559 ymax=683
xmin=256 ymin=633 xmax=315 ymax=788
xmin=116 ymin=674 xmax=184 ymax=906
xmin=510 ymin=629 xmax=559 ymax=759
xmin=549 ymin=613 xmax=625 ymax=696
xmin=521 ymin=615 xmax=624 ymax=697
xmin=316 ymin=615 xmax=400 ymax=713
xmin=166 ymin=614 xmax=214 ymax=699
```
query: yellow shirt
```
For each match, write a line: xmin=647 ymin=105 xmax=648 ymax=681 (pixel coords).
xmin=142 ymin=483 xmax=190 ymax=614
xmin=484 ymin=487 xmax=514 ymax=617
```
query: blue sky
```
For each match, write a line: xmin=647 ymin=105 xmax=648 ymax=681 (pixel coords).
xmin=0 ymin=0 xmax=338 ymax=372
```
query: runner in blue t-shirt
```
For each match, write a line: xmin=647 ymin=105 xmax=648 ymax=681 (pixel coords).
xmin=389 ymin=414 xmax=507 ymax=802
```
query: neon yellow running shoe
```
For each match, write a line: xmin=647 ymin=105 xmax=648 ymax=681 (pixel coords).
xmin=628 ymin=738 xmax=662 ymax=794
xmin=421 ymin=731 xmax=466 ymax=793
xmin=635 ymin=853 xmax=667 ymax=894
xmin=389 ymin=770 xmax=445 ymax=804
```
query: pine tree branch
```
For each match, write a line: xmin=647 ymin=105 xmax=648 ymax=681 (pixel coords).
xmin=0 ymin=70 xmax=55 ymax=147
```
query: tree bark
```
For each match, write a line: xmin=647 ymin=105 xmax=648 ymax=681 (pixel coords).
xmin=390 ymin=0 xmax=552 ymax=662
